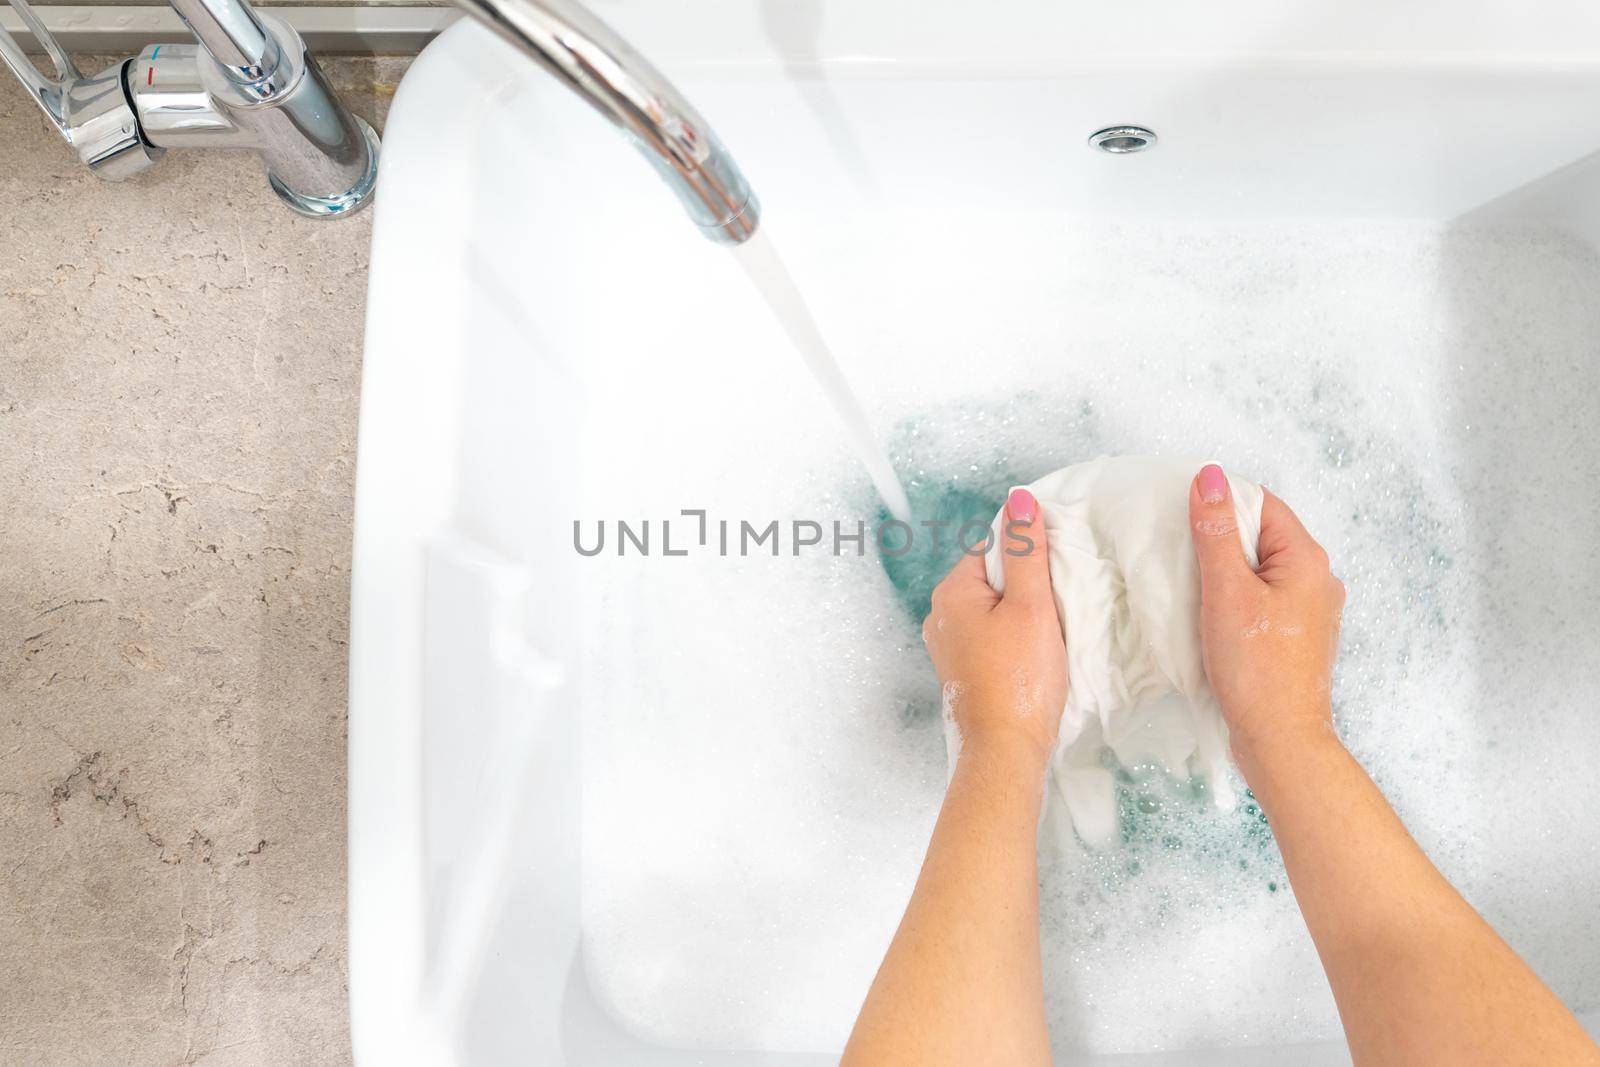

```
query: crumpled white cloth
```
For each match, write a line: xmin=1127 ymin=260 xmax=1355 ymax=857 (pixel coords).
xmin=959 ymin=455 xmax=1264 ymax=849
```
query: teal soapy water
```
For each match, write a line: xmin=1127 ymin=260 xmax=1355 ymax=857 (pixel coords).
xmin=875 ymin=480 xmax=1010 ymax=622
xmin=1090 ymin=767 xmax=1283 ymax=895
xmin=870 ymin=391 xmax=1106 ymax=623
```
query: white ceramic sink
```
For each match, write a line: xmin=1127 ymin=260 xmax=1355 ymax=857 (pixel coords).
xmin=351 ymin=4 xmax=1600 ymax=1063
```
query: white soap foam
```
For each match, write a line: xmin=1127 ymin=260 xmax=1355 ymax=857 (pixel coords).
xmin=573 ymin=218 xmax=1600 ymax=1056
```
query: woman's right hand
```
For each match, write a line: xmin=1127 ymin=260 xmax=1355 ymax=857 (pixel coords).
xmin=1187 ymin=464 xmax=1346 ymax=773
xmin=1188 ymin=464 xmax=1600 ymax=1067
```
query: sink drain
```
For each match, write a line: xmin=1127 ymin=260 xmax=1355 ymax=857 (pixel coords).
xmin=1088 ymin=126 xmax=1157 ymax=154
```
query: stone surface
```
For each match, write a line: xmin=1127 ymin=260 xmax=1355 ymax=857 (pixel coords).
xmin=0 ymin=55 xmax=408 ymax=1066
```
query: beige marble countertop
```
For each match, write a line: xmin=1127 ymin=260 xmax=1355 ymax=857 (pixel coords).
xmin=1 ymin=55 xmax=410 ymax=1067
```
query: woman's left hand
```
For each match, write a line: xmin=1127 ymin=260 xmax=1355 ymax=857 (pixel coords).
xmin=922 ymin=487 xmax=1067 ymax=769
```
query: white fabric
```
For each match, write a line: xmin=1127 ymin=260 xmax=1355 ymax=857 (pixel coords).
xmin=973 ymin=455 xmax=1265 ymax=849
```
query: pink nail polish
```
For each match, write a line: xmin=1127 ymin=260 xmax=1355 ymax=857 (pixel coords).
xmin=1198 ymin=464 xmax=1228 ymax=504
xmin=1007 ymin=487 xmax=1038 ymax=524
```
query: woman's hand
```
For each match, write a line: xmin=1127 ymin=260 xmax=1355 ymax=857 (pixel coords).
xmin=1188 ymin=465 xmax=1600 ymax=1067
xmin=922 ymin=487 xmax=1067 ymax=770
xmin=845 ymin=487 xmax=1065 ymax=1067
xmin=1188 ymin=463 xmax=1346 ymax=772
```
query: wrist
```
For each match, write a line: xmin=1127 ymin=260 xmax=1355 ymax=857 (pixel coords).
xmin=951 ymin=729 xmax=1052 ymax=822
xmin=957 ymin=722 xmax=1055 ymax=777
xmin=1230 ymin=711 xmax=1344 ymax=783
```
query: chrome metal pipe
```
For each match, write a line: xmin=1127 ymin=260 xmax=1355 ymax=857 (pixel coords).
xmin=452 ymin=0 xmax=760 ymax=244
xmin=166 ymin=0 xmax=276 ymax=80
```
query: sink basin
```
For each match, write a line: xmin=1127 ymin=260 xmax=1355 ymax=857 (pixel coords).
xmin=351 ymin=4 xmax=1600 ymax=1064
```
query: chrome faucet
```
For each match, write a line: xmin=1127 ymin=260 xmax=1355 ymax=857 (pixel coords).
xmin=0 ymin=0 xmax=377 ymax=217
xmin=0 ymin=0 xmax=755 ymax=238
xmin=453 ymin=0 xmax=760 ymax=244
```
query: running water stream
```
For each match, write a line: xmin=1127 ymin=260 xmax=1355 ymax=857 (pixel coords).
xmin=732 ymin=231 xmax=913 ymax=521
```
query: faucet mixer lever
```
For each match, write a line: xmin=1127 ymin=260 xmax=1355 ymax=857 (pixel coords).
xmin=0 ymin=0 xmax=160 ymax=178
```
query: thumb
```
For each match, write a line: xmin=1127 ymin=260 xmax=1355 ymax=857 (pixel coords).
xmin=1189 ymin=464 xmax=1257 ymax=596
xmin=999 ymin=486 xmax=1052 ymax=606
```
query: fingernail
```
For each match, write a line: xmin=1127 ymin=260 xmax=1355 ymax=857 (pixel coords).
xmin=1198 ymin=464 xmax=1228 ymax=505
xmin=1007 ymin=487 xmax=1037 ymax=524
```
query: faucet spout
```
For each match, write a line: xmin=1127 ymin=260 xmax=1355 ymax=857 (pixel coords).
xmin=453 ymin=0 xmax=761 ymax=244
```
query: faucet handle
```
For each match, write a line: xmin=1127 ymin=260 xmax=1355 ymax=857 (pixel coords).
xmin=1 ymin=0 xmax=78 ymax=95
xmin=0 ymin=0 xmax=162 ymax=178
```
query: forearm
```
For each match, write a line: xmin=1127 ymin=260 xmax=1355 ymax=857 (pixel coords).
xmin=1242 ymin=727 xmax=1600 ymax=1067
xmin=843 ymin=732 xmax=1052 ymax=1067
